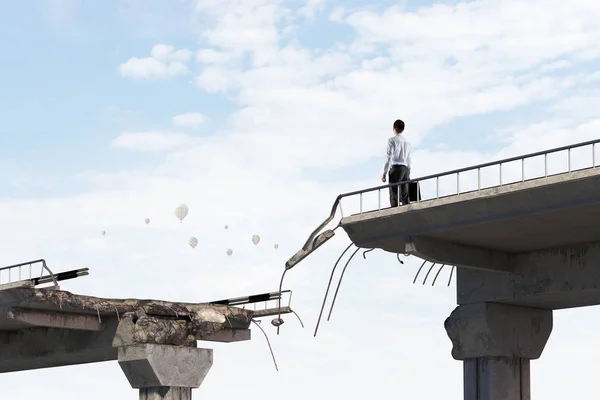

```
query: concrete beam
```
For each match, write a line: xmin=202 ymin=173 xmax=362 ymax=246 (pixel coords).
xmin=405 ymin=236 xmax=513 ymax=272
xmin=0 ymin=280 xmax=34 ymax=291
xmin=200 ymin=329 xmax=250 ymax=343
xmin=6 ymin=307 xmax=103 ymax=331
xmin=0 ymin=321 xmax=119 ymax=373
xmin=0 ymin=314 xmax=249 ymax=374
xmin=457 ymin=241 xmax=600 ymax=309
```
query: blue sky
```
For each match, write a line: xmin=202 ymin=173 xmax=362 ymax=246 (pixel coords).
xmin=2 ymin=0 xmax=600 ymax=399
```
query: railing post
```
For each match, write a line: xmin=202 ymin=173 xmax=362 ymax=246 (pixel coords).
xmin=457 ymin=173 xmax=460 ymax=194
xmin=378 ymin=189 xmax=381 ymax=210
xmin=544 ymin=153 xmax=548 ymax=177
xmin=568 ymin=148 xmax=571 ymax=172
xmin=436 ymin=177 xmax=439 ymax=198
xmin=397 ymin=185 xmax=400 ymax=207
xmin=359 ymin=193 xmax=363 ymax=213
xmin=499 ymin=163 xmax=502 ymax=186
xmin=477 ymin=168 xmax=481 ymax=190
xmin=521 ymin=158 xmax=525 ymax=182
xmin=593 ymin=143 xmax=596 ymax=167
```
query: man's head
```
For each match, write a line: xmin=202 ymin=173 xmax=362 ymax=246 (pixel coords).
xmin=393 ymin=119 xmax=405 ymax=134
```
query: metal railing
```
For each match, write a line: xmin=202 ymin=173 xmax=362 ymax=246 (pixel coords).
xmin=301 ymin=138 xmax=600 ymax=251
xmin=0 ymin=259 xmax=59 ymax=290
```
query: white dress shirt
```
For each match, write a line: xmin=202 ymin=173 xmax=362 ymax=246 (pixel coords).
xmin=383 ymin=134 xmax=412 ymax=174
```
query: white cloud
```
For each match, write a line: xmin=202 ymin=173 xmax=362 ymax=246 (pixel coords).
xmin=196 ymin=48 xmax=239 ymax=64
xmin=119 ymin=44 xmax=192 ymax=79
xmin=173 ymin=112 xmax=206 ymax=128
xmin=111 ymin=131 xmax=195 ymax=152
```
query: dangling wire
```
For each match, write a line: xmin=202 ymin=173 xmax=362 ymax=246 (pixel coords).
xmin=396 ymin=253 xmax=405 ymax=264
xmin=327 ymin=246 xmax=361 ymax=322
xmin=314 ymin=243 xmax=354 ymax=337
xmin=413 ymin=260 xmax=428 ymax=284
xmin=252 ymin=319 xmax=278 ymax=371
xmin=363 ymin=248 xmax=374 ymax=259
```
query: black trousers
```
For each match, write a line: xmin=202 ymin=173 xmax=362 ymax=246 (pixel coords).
xmin=389 ymin=164 xmax=410 ymax=207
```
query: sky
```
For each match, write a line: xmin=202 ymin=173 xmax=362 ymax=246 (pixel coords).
xmin=1 ymin=0 xmax=600 ymax=398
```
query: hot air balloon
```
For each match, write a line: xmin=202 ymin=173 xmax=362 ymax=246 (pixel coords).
xmin=189 ymin=237 xmax=198 ymax=248
xmin=101 ymin=231 xmax=106 ymax=236
xmin=224 ymin=225 xmax=228 ymax=230
xmin=274 ymin=243 xmax=279 ymax=249
xmin=145 ymin=218 xmax=150 ymax=225
xmin=174 ymin=204 xmax=189 ymax=223
xmin=226 ymin=248 xmax=233 ymax=257
xmin=251 ymin=234 xmax=260 ymax=245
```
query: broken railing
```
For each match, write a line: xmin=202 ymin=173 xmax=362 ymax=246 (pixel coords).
xmin=210 ymin=289 xmax=303 ymax=328
xmin=0 ymin=259 xmax=60 ymax=290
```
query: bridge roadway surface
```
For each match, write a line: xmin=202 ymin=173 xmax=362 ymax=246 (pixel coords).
xmin=340 ymin=166 xmax=600 ymax=310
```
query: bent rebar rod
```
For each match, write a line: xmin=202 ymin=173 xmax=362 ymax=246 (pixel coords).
xmin=290 ymin=308 xmax=305 ymax=328
xmin=431 ymin=264 xmax=445 ymax=286
xmin=314 ymin=243 xmax=354 ymax=337
xmin=252 ymin=319 xmax=279 ymax=371
xmin=412 ymin=260 xmax=428 ymax=284
xmin=422 ymin=263 xmax=438 ymax=285
xmin=396 ymin=253 xmax=405 ymax=264
xmin=326 ymin=246 xmax=362 ymax=322
xmin=448 ymin=266 xmax=455 ymax=286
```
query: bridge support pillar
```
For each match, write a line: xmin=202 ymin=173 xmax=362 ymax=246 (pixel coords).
xmin=444 ymin=302 xmax=552 ymax=400
xmin=118 ymin=344 xmax=213 ymax=400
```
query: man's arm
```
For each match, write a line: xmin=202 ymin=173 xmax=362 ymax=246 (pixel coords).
xmin=406 ymin=142 xmax=412 ymax=173
xmin=382 ymin=138 xmax=393 ymax=176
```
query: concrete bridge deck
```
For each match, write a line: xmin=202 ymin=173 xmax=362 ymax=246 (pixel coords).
xmin=0 ymin=287 xmax=253 ymax=373
xmin=341 ymin=166 xmax=600 ymax=254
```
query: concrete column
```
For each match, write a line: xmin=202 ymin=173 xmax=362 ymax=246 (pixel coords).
xmin=118 ymin=344 xmax=213 ymax=400
xmin=444 ymin=302 xmax=552 ymax=400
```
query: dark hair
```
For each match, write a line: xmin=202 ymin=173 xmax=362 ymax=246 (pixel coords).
xmin=393 ymin=119 xmax=405 ymax=133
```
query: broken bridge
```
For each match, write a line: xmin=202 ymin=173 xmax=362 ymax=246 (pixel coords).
xmin=0 ymin=259 xmax=295 ymax=399
xmin=290 ymin=138 xmax=600 ymax=400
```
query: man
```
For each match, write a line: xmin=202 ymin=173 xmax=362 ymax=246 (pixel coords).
xmin=381 ymin=119 xmax=412 ymax=207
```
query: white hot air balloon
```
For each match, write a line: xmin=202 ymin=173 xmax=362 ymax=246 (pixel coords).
xmin=251 ymin=234 xmax=260 ymax=245
xmin=189 ymin=237 xmax=198 ymax=248
xmin=274 ymin=243 xmax=279 ymax=249
xmin=226 ymin=248 xmax=233 ymax=257
xmin=101 ymin=231 xmax=106 ymax=236
xmin=224 ymin=224 xmax=228 ymax=230
xmin=145 ymin=218 xmax=150 ymax=225
xmin=174 ymin=204 xmax=189 ymax=223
